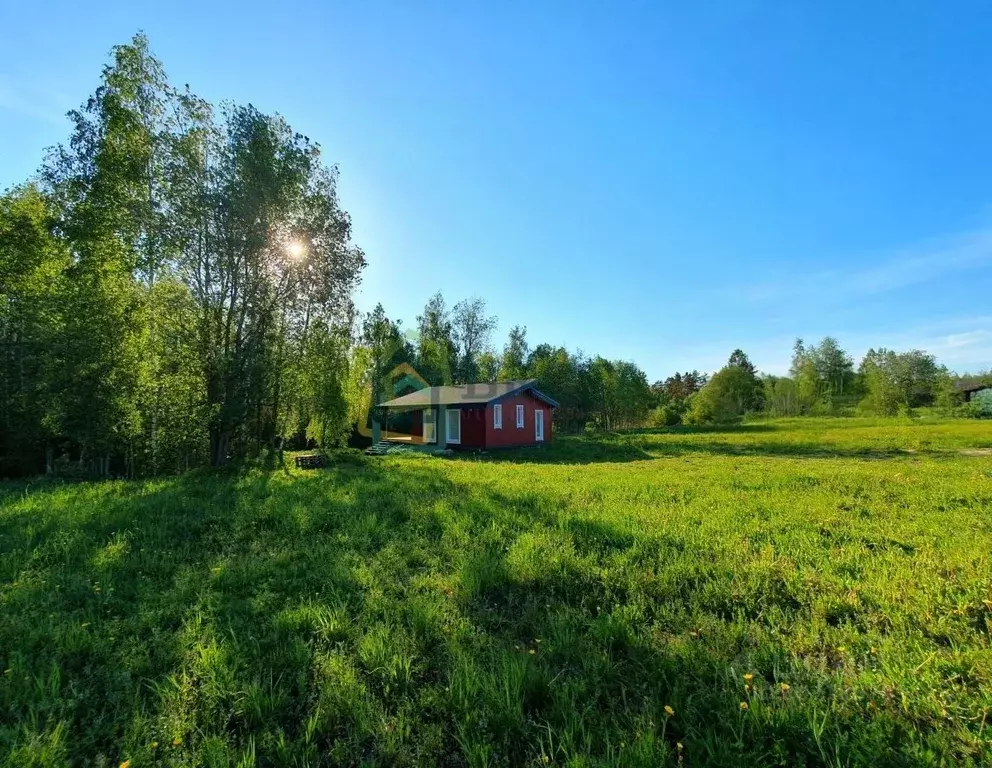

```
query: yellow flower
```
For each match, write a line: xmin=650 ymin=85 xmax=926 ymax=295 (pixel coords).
xmin=740 ymin=701 xmax=749 ymax=710
xmin=870 ymin=647 xmax=877 ymax=654
xmin=120 ymin=761 xmax=131 ymax=768
xmin=528 ymin=649 xmax=536 ymax=655
xmin=676 ymin=742 xmax=684 ymax=751
xmin=836 ymin=646 xmax=846 ymax=653
xmin=743 ymin=673 xmax=754 ymax=682
xmin=535 ymin=638 xmax=542 ymax=644
xmin=150 ymin=741 xmax=158 ymax=749
xmin=744 ymin=684 xmax=751 ymax=693
xmin=664 ymin=705 xmax=675 ymax=717
xmin=172 ymin=737 xmax=182 ymax=746
xmin=780 ymin=682 xmax=790 ymax=692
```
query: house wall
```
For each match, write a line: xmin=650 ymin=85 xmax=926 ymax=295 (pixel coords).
xmin=484 ymin=391 xmax=553 ymax=448
xmin=456 ymin=406 xmax=487 ymax=448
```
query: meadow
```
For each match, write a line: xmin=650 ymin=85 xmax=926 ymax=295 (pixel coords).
xmin=1 ymin=417 xmax=991 ymax=767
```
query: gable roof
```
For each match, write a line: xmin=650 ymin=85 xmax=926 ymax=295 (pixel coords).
xmin=378 ymin=378 xmax=559 ymax=408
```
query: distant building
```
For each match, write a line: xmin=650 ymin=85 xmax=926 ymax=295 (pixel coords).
xmin=957 ymin=381 xmax=992 ymax=403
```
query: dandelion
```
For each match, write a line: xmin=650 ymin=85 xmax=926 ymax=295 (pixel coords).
xmin=837 ymin=646 xmax=846 ymax=653
xmin=664 ymin=705 xmax=675 ymax=717
xmin=780 ymin=682 xmax=790 ymax=692
xmin=528 ymin=649 xmax=536 ymax=655
xmin=870 ymin=647 xmax=877 ymax=654
xmin=172 ymin=737 xmax=182 ymax=746
xmin=743 ymin=673 xmax=754 ymax=682
xmin=150 ymin=742 xmax=158 ymax=749
xmin=677 ymin=742 xmax=684 ymax=751
xmin=740 ymin=701 xmax=749 ymax=710
xmin=120 ymin=761 xmax=131 ymax=768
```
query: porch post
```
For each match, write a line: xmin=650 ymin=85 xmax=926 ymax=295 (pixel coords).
xmin=437 ymin=405 xmax=447 ymax=449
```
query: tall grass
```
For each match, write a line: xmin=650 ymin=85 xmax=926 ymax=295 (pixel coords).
xmin=1 ymin=417 xmax=990 ymax=766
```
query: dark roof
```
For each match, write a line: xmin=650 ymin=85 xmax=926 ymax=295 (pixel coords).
xmin=378 ymin=379 xmax=559 ymax=408
xmin=956 ymin=380 xmax=992 ymax=393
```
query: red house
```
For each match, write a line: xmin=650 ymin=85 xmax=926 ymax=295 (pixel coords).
xmin=377 ymin=379 xmax=557 ymax=450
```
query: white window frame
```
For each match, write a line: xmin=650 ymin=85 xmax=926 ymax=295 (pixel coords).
xmin=493 ymin=403 xmax=503 ymax=429
xmin=516 ymin=404 xmax=525 ymax=429
xmin=535 ymin=409 xmax=544 ymax=442
xmin=423 ymin=407 xmax=436 ymax=443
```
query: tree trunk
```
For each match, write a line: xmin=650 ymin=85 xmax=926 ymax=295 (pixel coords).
xmin=210 ymin=427 xmax=230 ymax=466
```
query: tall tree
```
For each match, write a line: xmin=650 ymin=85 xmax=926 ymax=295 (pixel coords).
xmin=41 ymin=34 xmax=172 ymax=474
xmin=499 ymin=325 xmax=529 ymax=380
xmin=451 ymin=296 xmax=497 ymax=383
xmin=415 ymin=292 xmax=456 ymax=385
xmin=725 ymin=349 xmax=765 ymax=411
xmin=0 ymin=185 xmax=69 ymax=475
xmin=858 ymin=348 xmax=940 ymax=415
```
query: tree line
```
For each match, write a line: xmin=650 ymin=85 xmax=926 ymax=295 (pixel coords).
xmin=358 ymin=295 xmax=654 ymax=434
xmin=2 ymin=34 xmax=989 ymax=479
xmin=1 ymin=34 xmax=366 ymax=477
xmin=659 ymin=339 xmax=991 ymax=426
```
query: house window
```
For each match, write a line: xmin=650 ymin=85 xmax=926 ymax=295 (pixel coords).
xmin=516 ymin=404 xmax=525 ymax=428
xmin=423 ymin=408 xmax=435 ymax=443
xmin=493 ymin=404 xmax=502 ymax=429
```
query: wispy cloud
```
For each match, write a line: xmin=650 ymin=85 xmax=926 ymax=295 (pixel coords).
xmin=735 ymin=227 xmax=992 ymax=306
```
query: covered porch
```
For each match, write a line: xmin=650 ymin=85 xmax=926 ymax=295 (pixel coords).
xmin=374 ymin=403 xmax=482 ymax=450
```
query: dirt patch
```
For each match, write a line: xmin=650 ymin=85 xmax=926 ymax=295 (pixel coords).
xmin=959 ymin=448 xmax=992 ymax=457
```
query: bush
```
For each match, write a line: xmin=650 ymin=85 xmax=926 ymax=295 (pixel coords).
xmin=966 ymin=389 xmax=992 ymax=418
xmin=646 ymin=405 xmax=682 ymax=427
xmin=684 ymin=365 xmax=760 ymax=425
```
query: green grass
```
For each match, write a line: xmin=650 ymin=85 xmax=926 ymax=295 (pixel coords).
xmin=2 ymin=417 xmax=991 ymax=766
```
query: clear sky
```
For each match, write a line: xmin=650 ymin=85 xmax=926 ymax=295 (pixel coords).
xmin=3 ymin=1 xmax=992 ymax=379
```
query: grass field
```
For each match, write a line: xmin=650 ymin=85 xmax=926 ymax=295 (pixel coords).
xmin=2 ymin=418 xmax=991 ymax=767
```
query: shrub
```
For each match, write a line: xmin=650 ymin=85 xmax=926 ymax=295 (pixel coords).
xmin=966 ymin=389 xmax=992 ymax=418
xmin=646 ymin=405 xmax=682 ymax=427
xmin=684 ymin=365 xmax=760 ymax=424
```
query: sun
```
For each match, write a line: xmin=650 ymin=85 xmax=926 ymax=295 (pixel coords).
xmin=286 ymin=240 xmax=306 ymax=259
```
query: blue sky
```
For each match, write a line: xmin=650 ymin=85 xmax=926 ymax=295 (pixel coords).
xmin=3 ymin=1 xmax=992 ymax=378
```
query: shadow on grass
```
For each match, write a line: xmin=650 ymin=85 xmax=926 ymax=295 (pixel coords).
xmin=0 ymin=459 xmax=979 ymax=766
xmin=449 ymin=432 xmax=928 ymax=465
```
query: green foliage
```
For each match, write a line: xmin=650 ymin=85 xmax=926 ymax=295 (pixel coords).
xmin=0 ymin=185 xmax=69 ymax=476
xmin=858 ymin=348 xmax=941 ymax=416
xmin=2 ymin=418 xmax=992 ymax=765
xmin=415 ymin=292 xmax=457 ymax=385
xmin=2 ymin=34 xmax=364 ymax=476
xmin=498 ymin=324 xmax=529 ymax=381
xmin=966 ymin=388 xmax=992 ymax=418
xmin=646 ymin=404 xmax=682 ymax=427
xmin=686 ymin=351 xmax=765 ymax=424
xmin=451 ymin=297 xmax=498 ymax=384
xmin=790 ymin=337 xmax=855 ymax=413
